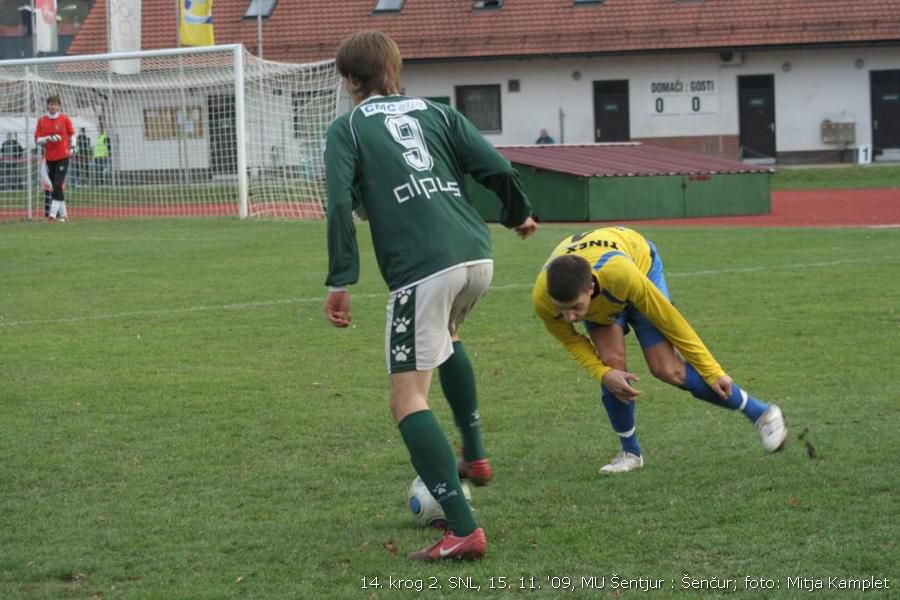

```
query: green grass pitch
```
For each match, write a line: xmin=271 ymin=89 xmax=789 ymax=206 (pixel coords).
xmin=1 ymin=219 xmax=897 ymax=598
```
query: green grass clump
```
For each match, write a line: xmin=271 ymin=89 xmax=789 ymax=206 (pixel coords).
xmin=772 ymin=164 xmax=900 ymax=190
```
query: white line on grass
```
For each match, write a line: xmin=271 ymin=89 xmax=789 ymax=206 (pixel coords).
xmin=1 ymin=257 xmax=893 ymax=328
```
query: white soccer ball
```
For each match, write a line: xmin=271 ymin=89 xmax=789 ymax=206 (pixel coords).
xmin=407 ymin=475 xmax=472 ymax=529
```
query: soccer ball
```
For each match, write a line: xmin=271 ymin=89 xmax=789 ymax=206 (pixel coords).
xmin=407 ymin=475 xmax=472 ymax=529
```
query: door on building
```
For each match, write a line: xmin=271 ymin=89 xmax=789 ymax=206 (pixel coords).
xmin=593 ymin=80 xmax=630 ymax=142
xmin=208 ymin=94 xmax=236 ymax=174
xmin=738 ymin=75 xmax=776 ymax=160
xmin=870 ymin=70 xmax=900 ymax=154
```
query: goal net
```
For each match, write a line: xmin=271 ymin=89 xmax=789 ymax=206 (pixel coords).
xmin=0 ymin=45 xmax=342 ymax=220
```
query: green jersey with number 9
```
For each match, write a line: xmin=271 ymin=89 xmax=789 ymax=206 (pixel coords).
xmin=325 ymin=95 xmax=532 ymax=291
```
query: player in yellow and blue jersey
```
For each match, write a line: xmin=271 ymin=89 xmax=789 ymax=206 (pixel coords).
xmin=532 ymin=227 xmax=786 ymax=473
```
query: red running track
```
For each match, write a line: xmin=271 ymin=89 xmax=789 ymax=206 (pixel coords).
xmin=1 ymin=189 xmax=897 ymax=227
xmin=617 ymin=189 xmax=900 ymax=228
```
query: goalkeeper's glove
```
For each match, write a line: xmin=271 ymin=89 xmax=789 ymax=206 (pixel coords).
xmin=49 ymin=134 xmax=62 ymax=142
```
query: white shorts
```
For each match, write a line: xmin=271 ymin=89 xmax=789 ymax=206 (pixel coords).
xmin=385 ymin=260 xmax=493 ymax=374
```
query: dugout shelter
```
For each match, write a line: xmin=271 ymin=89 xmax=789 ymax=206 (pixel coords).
xmin=468 ymin=143 xmax=773 ymax=222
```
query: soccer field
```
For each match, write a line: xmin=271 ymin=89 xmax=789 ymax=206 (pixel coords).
xmin=1 ymin=219 xmax=897 ymax=599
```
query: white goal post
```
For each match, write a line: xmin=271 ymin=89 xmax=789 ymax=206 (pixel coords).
xmin=0 ymin=44 xmax=342 ymax=220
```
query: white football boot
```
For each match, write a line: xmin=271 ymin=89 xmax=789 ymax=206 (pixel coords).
xmin=599 ymin=451 xmax=644 ymax=474
xmin=756 ymin=405 xmax=787 ymax=453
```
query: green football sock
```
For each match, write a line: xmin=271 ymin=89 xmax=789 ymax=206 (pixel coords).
xmin=398 ymin=409 xmax=477 ymax=536
xmin=438 ymin=341 xmax=485 ymax=462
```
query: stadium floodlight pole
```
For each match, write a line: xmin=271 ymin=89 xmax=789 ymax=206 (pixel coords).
xmin=233 ymin=44 xmax=249 ymax=218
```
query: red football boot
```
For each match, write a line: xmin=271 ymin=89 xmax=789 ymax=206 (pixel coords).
xmin=458 ymin=458 xmax=493 ymax=486
xmin=408 ymin=527 xmax=486 ymax=561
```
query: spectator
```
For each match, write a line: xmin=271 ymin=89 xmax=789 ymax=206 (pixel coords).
xmin=93 ymin=127 xmax=110 ymax=184
xmin=535 ymin=128 xmax=555 ymax=144
xmin=74 ymin=128 xmax=92 ymax=185
xmin=0 ymin=133 xmax=25 ymax=190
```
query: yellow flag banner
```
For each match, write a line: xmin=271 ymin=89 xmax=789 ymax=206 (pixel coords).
xmin=180 ymin=0 xmax=215 ymax=47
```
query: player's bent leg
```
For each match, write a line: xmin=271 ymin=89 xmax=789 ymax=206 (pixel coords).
xmin=642 ymin=339 xmax=686 ymax=387
xmin=642 ymin=344 xmax=788 ymax=453
xmin=394 ymin=371 xmax=479 ymax=543
xmin=439 ymin=341 xmax=491 ymax=482
xmin=598 ymin=387 xmax=642 ymax=473
xmin=442 ymin=263 xmax=493 ymax=485
xmin=589 ymin=324 xmax=643 ymax=473
xmin=389 ymin=370 xmax=433 ymax=423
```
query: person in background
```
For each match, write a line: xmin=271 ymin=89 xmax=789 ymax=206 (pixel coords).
xmin=323 ymin=31 xmax=537 ymax=561
xmin=74 ymin=127 xmax=92 ymax=186
xmin=34 ymin=95 xmax=75 ymax=222
xmin=535 ymin=128 xmax=555 ymax=144
xmin=532 ymin=226 xmax=787 ymax=474
xmin=93 ymin=126 xmax=110 ymax=185
xmin=0 ymin=133 xmax=25 ymax=190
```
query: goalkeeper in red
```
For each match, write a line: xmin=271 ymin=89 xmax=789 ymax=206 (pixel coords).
xmin=323 ymin=31 xmax=537 ymax=561
xmin=34 ymin=95 xmax=75 ymax=222
xmin=532 ymin=227 xmax=786 ymax=474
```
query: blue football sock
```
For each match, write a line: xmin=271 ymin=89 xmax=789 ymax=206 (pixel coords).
xmin=681 ymin=363 xmax=767 ymax=422
xmin=601 ymin=386 xmax=641 ymax=456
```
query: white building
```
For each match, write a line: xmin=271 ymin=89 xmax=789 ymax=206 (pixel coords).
xmin=65 ymin=0 xmax=900 ymax=164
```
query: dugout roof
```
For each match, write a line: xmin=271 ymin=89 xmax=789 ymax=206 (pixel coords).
xmin=496 ymin=143 xmax=775 ymax=178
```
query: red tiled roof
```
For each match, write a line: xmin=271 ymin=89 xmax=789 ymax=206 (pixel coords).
xmin=68 ymin=0 xmax=900 ymax=63
xmin=497 ymin=143 xmax=774 ymax=177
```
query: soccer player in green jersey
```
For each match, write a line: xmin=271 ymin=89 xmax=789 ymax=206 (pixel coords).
xmin=323 ymin=31 xmax=537 ymax=561
xmin=532 ymin=227 xmax=787 ymax=474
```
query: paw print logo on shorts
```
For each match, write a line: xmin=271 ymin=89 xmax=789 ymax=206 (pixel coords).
xmin=432 ymin=481 xmax=448 ymax=497
xmin=393 ymin=316 xmax=411 ymax=334
xmin=397 ymin=289 xmax=412 ymax=305
xmin=392 ymin=344 xmax=411 ymax=363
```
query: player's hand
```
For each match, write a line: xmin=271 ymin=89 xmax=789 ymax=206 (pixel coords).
xmin=324 ymin=290 xmax=352 ymax=328
xmin=514 ymin=216 xmax=538 ymax=239
xmin=602 ymin=369 xmax=641 ymax=403
xmin=711 ymin=374 xmax=733 ymax=400
xmin=49 ymin=135 xmax=61 ymax=142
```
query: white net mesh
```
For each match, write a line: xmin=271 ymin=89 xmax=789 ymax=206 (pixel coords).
xmin=0 ymin=45 xmax=342 ymax=220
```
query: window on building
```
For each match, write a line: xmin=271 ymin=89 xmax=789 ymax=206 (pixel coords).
xmin=244 ymin=0 xmax=278 ymax=18
xmin=573 ymin=0 xmax=603 ymax=4
xmin=455 ymin=85 xmax=502 ymax=132
xmin=374 ymin=0 xmax=405 ymax=11
xmin=474 ymin=0 xmax=503 ymax=9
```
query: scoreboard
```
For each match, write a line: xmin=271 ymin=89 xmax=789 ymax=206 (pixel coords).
xmin=649 ymin=78 xmax=719 ymax=116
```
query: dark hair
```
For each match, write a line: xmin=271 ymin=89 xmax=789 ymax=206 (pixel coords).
xmin=46 ymin=95 xmax=61 ymax=105
xmin=546 ymin=255 xmax=593 ymax=302
xmin=336 ymin=31 xmax=402 ymax=100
